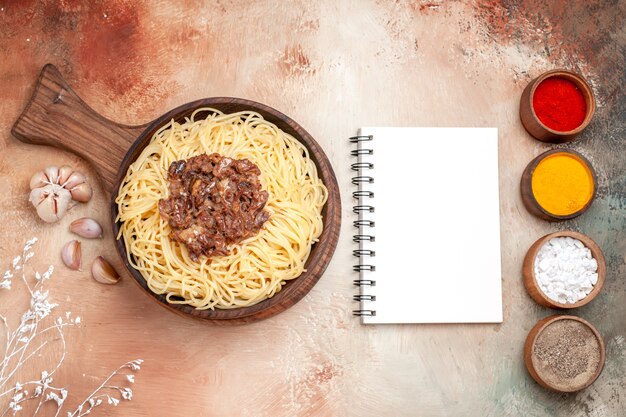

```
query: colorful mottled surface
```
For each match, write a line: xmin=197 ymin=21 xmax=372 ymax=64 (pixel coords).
xmin=0 ymin=1 xmax=624 ymax=416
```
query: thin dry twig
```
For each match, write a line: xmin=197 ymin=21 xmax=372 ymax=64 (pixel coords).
xmin=0 ymin=238 xmax=143 ymax=416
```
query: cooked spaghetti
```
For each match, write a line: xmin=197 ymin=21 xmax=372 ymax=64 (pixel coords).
xmin=115 ymin=108 xmax=327 ymax=309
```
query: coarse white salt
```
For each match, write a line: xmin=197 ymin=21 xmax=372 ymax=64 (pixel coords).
xmin=534 ymin=236 xmax=598 ymax=304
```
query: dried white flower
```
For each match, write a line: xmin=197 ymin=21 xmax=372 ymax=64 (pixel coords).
xmin=1 ymin=238 xmax=143 ymax=417
xmin=9 ymin=402 xmax=22 ymax=413
xmin=19 ymin=323 xmax=34 ymax=333
xmin=41 ymin=265 xmax=54 ymax=281
xmin=121 ymin=387 xmax=133 ymax=400
xmin=46 ymin=391 xmax=66 ymax=406
xmin=24 ymin=237 xmax=38 ymax=250
xmin=30 ymin=290 xmax=58 ymax=319
xmin=129 ymin=359 xmax=143 ymax=371
xmin=20 ymin=310 xmax=35 ymax=323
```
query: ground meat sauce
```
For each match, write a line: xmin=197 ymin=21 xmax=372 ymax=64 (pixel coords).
xmin=158 ymin=153 xmax=270 ymax=260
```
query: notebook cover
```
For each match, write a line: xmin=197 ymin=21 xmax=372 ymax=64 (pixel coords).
xmin=355 ymin=127 xmax=502 ymax=324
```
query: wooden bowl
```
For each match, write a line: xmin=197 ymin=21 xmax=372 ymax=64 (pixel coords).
xmin=520 ymin=149 xmax=597 ymax=221
xmin=523 ymin=231 xmax=606 ymax=309
xmin=12 ymin=64 xmax=341 ymax=324
xmin=519 ymin=69 xmax=596 ymax=143
xmin=524 ymin=315 xmax=605 ymax=392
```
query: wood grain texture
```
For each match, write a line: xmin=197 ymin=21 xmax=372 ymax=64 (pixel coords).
xmin=522 ymin=230 xmax=606 ymax=309
xmin=519 ymin=69 xmax=596 ymax=143
xmin=524 ymin=315 xmax=606 ymax=393
xmin=520 ymin=149 xmax=597 ymax=221
xmin=12 ymin=64 xmax=147 ymax=191
xmin=0 ymin=1 xmax=624 ymax=416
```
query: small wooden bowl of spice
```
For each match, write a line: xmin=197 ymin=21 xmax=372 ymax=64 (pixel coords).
xmin=524 ymin=315 xmax=605 ymax=392
xmin=523 ymin=231 xmax=606 ymax=309
xmin=520 ymin=149 xmax=596 ymax=221
xmin=520 ymin=69 xmax=595 ymax=143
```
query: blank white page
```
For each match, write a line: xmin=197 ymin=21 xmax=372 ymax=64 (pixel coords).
xmin=356 ymin=127 xmax=502 ymax=324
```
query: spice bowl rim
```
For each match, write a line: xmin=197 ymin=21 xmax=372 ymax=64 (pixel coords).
xmin=528 ymin=69 xmax=596 ymax=135
xmin=522 ymin=230 xmax=606 ymax=309
xmin=519 ymin=69 xmax=596 ymax=143
xmin=519 ymin=148 xmax=597 ymax=221
xmin=524 ymin=314 xmax=605 ymax=393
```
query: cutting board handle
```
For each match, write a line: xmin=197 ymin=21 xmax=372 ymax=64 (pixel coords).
xmin=11 ymin=64 xmax=148 ymax=192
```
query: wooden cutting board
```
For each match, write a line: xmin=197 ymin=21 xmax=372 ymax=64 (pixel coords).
xmin=12 ymin=64 xmax=148 ymax=191
xmin=11 ymin=64 xmax=341 ymax=324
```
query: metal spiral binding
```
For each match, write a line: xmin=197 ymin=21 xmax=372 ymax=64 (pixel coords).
xmin=351 ymin=162 xmax=374 ymax=170
xmin=353 ymin=205 xmax=374 ymax=214
xmin=351 ymin=149 xmax=373 ymax=156
xmin=353 ymin=310 xmax=376 ymax=317
xmin=351 ymin=176 xmax=374 ymax=185
xmin=353 ymin=295 xmax=376 ymax=301
xmin=353 ymin=265 xmax=376 ymax=272
xmin=353 ymin=249 xmax=375 ymax=257
xmin=351 ymin=135 xmax=376 ymax=317
xmin=353 ymin=191 xmax=374 ymax=198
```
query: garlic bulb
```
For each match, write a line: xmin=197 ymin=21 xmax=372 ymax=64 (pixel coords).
xmin=28 ymin=165 xmax=93 ymax=222
xmin=29 ymin=183 xmax=72 ymax=223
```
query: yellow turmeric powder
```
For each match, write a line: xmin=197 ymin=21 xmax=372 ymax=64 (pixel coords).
xmin=531 ymin=152 xmax=594 ymax=216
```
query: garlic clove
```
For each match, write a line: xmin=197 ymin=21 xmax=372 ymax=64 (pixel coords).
xmin=28 ymin=187 xmax=49 ymax=206
xmin=61 ymin=240 xmax=81 ymax=270
xmin=43 ymin=166 xmax=60 ymax=184
xmin=64 ymin=171 xmax=87 ymax=189
xmin=58 ymin=165 xmax=74 ymax=185
xmin=35 ymin=194 xmax=59 ymax=223
xmin=69 ymin=217 xmax=103 ymax=238
xmin=91 ymin=256 xmax=121 ymax=284
xmin=54 ymin=188 xmax=72 ymax=219
xmin=29 ymin=170 xmax=49 ymax=189
xmin=70 ymin=182 xmax=93 ymax=203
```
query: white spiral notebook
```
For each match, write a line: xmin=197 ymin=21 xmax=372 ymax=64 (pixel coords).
xmin=351 ymin=127 xmax=502 ymax=324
